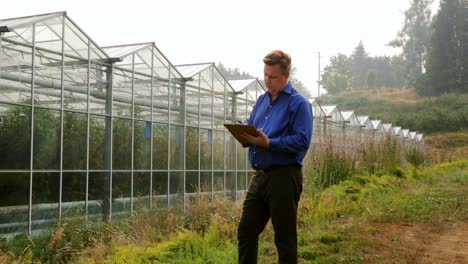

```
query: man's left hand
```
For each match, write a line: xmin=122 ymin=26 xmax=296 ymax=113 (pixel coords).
xmin=239 ymin=129 xmax=270 ymax=148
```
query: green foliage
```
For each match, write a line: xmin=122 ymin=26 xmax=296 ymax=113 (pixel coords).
xmin=388 ymin=0 xmax=433 ymax=86
xmin=321 ymin=46 xmax=406 ymax=94
xmin=366 ymin=70 xmax=376 ymax=91
xmin=0 ymin=215 xmax=116 ymax=263
xmin=111 ymin=226 xmax=237 ymax=264
xmin=420 ymin=0 xmax=468 ymax=96
xmin=311 ymin=144 xmax=356 ymax=189
xmin=405 ymin=146 xmax=425 ymax=168
xmin=320 ymin=53 xmax=352 ymax=94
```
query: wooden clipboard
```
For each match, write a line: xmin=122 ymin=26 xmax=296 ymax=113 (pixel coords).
xmin=224 ymin=123 xmax=260 ymax=144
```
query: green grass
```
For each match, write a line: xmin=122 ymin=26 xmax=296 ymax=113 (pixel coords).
xmin=1 ymin=160 xmax=466 ymax=263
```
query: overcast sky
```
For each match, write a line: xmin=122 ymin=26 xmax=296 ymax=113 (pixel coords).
xmin=1 ymin=0 xmax=440 ymax=97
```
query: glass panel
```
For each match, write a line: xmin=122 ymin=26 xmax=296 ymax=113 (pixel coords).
xmin=62 ymin=172 xmax=86 ymax=216
xmin=134 ymin=47 xmax=152 ymax=76
xmin=31 ymin=172 xmax=59 ymax=232
xmin=200 ymin=129 xmax=212 ymax=170
xmin=170 ymin=125 xmax=183 ymax=170
xmin=199 ymin=92 xmax=212 ymax=129
xmin=89 ymin=115 xmax=106 ymax=170
xmin=186 ymin=86 xmax=199 ymax=126
xmin=168 ymin=83 xmax=182 ymax=125
xmin=133 ymin=72 xmax=151 ymax=121
xmin=63 ymin=111 xmax=87 ymax=170
xmin=200 ymin=171 xmax=212 ymax=193
xmin=237 ymin=171 xmax=247 ymax=192
xmin=88 ymin=172 xmax=109 ymax=220
xmin=89 ymin=63 xmax=109 ymax=115
xmin=200 ymin=68 xmax=212 ymax=90
xmin=63 ymin=20 xmax=89 ymax=112
xmin=185 ymin=171 xmax=199 ymax=194
xmin=0 ymin=173 xmax=29 ymax=235
xmin=0 ymin=42 xmax=33 ymax=104
xmin=34 ymin=50 xmax=62 ymax=110
xmin=213 ymin=74 xmax=225 ymax=94
xmin=186 ymin=126 xmax=198 ymax=170
xmin=169 ymin=171 xmax=184 ymax=195
xmin=152 ymin=52 xmax=170 ymax=78
xmin=152 ymin=81 xmax=168 ymax=123
xmin=34 ymin=17 xmax=62 ymax=51
xmin=0 ymin=103 xmax=31 ymax=170
xmin=64 ymin=19 xmax=88 ymax=59
xmin=112 ymin=117 xmax=131 ymax=170
xmin=226 ymin=171 xmax=235 ymax=196
xmin=226 ymin=135 xmax=236 ymax=170
xmin=134 ymin=120 xmax=151 ymax=170
xmin=213 ymin=96 xmax=224 ymax=129
xmin=213 ymin=130 xmax=224 ymax=170
xmin=112 ymin=68 xmax=132 ymax=117
xmin=33 ymin=108 xmax=60 ymax=170
xmin=237 ymin=143 xmax=248 ymax=171
xmin=134 ymin=172 xmax=150 ymax=211
xmin=214 ymin=172 xmax=224 ymax=193
xmin=152 ymin=172 xmax=168 ymax=207
xmin=112 ymin=172 xmax=131 ymax=222
xmin=153 ymin=123 xmax=168 ymax=170
xmin=169 ymin=171 xmax=183 ymax=207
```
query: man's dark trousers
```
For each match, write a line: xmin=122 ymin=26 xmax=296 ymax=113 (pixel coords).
xmin=238 ymin=165 xmax=303 ymax=264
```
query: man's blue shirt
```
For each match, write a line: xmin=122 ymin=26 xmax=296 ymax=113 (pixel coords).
xmin=246 ymin=82 xmax=313 ymax=169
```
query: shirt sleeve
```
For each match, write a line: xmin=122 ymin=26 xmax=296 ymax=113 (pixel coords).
xmin=268 ymin=99 xmax=313 ymax=153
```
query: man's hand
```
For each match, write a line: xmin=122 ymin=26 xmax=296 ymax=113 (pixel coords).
xmin=239 ymin=129 xmax=270 ymax=148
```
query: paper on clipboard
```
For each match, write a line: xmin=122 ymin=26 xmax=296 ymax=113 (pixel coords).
xmin=224 ymin=123 xmax=260 ymax=144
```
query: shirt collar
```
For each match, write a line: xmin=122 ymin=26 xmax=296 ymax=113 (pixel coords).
xmin=267 ymin=81 xmax=293 ymax=99
xmin=282 ymin=82 xmax=293 ymax=94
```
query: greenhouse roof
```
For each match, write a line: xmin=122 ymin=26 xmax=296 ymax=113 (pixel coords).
xmin=383 ymin=123 xmax=393 ymax=133
xmin=0 ymin=11 xmax=110 ymax=61
xmin=340 ymin=111 xmax=354 ymax=121
xmin=416 ymin=133 xmax=424 ymax=142
xmin=175 ymin=63 xmax=213 ymax=78
xmin=103 ymin=43 xmax=153 ymax=59
xmin=393 ymin=126 xmax=402 ymax=135
xmin=228 ymin=79 xmax=258 ymax=93
xmin=102 ymin=42 xmax=184 ymax=80
xmin=357 ymin=116 xmax=369 ymax=124
xmin=308 ymin=99 xmax=326 ymax=118
xmin=371 ymin=120 xmax=384 ymax=131
xmin=0 ymin=11 xmax=63 ymax=31
xmin=402 ymin=129 xmax=410 ymax=138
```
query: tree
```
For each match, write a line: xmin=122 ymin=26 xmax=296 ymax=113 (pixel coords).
xmin=320 ymin=53 xmax=352 ymax=94
xmin=289 ymin=66 xmax=310 ymax=97
xmin=351 ymin=41 xmax=370 ymax=89
xmin=367 ymin=70 xmax=376 ymax=92
xmin=389 ymin=0 xmax=433 ymax=87
xmin=422 ymin=0 xmax=468 ymax=95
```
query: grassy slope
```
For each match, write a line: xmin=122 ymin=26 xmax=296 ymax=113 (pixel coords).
xmin=320 ymin=88 xmax=468 ymax=162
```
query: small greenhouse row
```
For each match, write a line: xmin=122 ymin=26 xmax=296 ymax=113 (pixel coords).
xmin=0 ymin=12 xmax=423 ymax=237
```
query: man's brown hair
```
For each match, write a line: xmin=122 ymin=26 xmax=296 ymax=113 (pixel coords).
xmin=263 ymin=50 xmax=291 ymax=74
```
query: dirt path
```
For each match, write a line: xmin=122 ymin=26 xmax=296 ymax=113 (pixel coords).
xmin=362 ymin=221 xmax=468 ymax=263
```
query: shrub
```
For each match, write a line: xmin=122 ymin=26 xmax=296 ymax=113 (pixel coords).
xmin=405 ymin=146 xmax=425 ymax=168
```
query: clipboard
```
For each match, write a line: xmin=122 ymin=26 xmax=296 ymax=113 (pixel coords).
xmin=224 ymin=123 xmax=260 ymax=144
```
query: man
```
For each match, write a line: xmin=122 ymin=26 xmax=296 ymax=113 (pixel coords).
xmin=237 ymin=50 xmax=313 ymax=263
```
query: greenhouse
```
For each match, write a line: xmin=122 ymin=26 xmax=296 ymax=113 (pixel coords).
xmin=0 ymin=11 xmax=425 ymax=238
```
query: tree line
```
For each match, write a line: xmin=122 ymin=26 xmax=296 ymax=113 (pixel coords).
xmin=321 ymin=0 xmax=468 ymax=96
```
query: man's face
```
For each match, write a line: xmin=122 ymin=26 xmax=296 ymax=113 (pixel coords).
xmin=264 ymin=64 xmax=289 ymax=97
